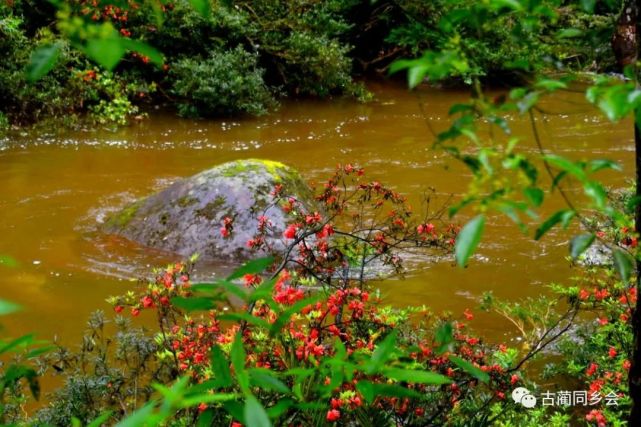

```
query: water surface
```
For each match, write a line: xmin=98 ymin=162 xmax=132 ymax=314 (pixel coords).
xmin=0 ymin=81 xmax=633 ymax=352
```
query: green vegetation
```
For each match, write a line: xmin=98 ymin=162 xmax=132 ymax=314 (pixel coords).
xmin=0 ymin=0 xmax=624 ymax=128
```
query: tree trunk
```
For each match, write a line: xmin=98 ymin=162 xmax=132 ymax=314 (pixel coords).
xmin=613 ymin=0 xmax=638 ymax=69
xmin=629 ymin=2 xmax=641 ymax=424
xmin=630 ymin=123 xmax=641 ymax=425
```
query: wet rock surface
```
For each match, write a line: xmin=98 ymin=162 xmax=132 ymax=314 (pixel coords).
xmin=103 ymin=159 xmax=317 ymax=261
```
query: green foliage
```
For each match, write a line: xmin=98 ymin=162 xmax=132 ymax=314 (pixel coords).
xmin=0 ymin=293 xmax=51 ymax=425
xmin=3 ymin=0 xmax=624 ymax=128
xmin=33 ymin=311 xmax=174 ymax=426
xmin=170 ymin=47 xmax=275 ymax=117
xmin=455 ymin=214 xmax=485 ymax=266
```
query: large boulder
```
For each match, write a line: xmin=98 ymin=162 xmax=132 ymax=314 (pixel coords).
xmin=103 ymin=159 xmax=317 ymax=260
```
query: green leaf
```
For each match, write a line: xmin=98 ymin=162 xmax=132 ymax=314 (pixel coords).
xmin=491 ymin=0 xmax=524 ymax=11
xmin=222 ymin=401 xmax=245 ymax=423
xmin=448 ymin=103 xmax=474 ymax=115
xmin=87 ymin=411 xmax=114 ymax=427
xmin=580 ymin=0 xmax=596 ymax=13
xmin=231 ymin=333 xmax=246 ymax=374
xmin=556 ymin=28 xmax=583 ymax=38
xmin=584 ymin=181 xmax=607 ymax=209
xmin=177 ymin=392 xmax=238 ymax=408
xmin=26 ymin=43 xmax=61 ymax=82
xmin=613 ymin=248 xmax=633 ymax=283
xmin=192 ymin=280 xmax=248 ymax=302
xmin=0 ymin=299 xmax=21 ymax=316
xmin=210 ymin=345 xmax=233 ymax=388
xmin=3 ymin=364 xmax=39 ymax=400
xmin=408 ymin=64 xmax=429 ymax=88
xmin=170 ymin=296 xmax=217 ymax=311
xmin=266 ymin=398 xmax=294 ymax=419
xmin=435 ymin=322 xmax=453 ymax=354
xmin=0 ymin=334 xmax=35 ymax=355
xmin=534 ymin=79 xmax=567 ymax=91
xmin=523 ymin=187 xmax=544 ymax=207
xmin=231 ymin=333 xmax=250 ymax=394
xmin=84 ymin=38 xmax=127 ymax=70
xmin=384 ymin=368 xmax=451 ymax=385
xmin=249 ymin=278 xmax=277 ymax=302
xmin=626 ymin=195 xmax=641 ymax=212
xmin=355 ymin=380 xmax=375 ymax=403
xmin=26 ymin=345 xmax=56 ymax=359
xmin=218 ymin=313 xmax=270 ymax=329
xmin=356 ymin=381 xmax=422 ymax=400
xmin=534 ymin=209 xmax=575 ymax=240
xmin=227 ymin=256 xmax=275 ymax=281
xmin=115 ymin=402 xmax=156 ymax=427
xmin=570 ymin=234 xmax=596 ymax=259
xmin=244 ymin=396 xmax=272 ymax=427
xmin=0 ymin=255 xmax=18 ymax=268
xmin=448 ymin=355 xmax=490 ymax=383
xmin=543 ymin=155 xmax=586 ymax=181
xmin=197 ymin=409 xmax=215 ymax=427
xmin=189 ymin=0 xmax=211 ymax=18
xmin=249 ymin=369 xmax=290 ymax=393
xmin=120 ymin=39 xmax=164 ymax=66
xmin=269 ymin=295 xmax=321 ymax=336
xmin=455 ymin=215 xmax=485 ymax=267
xmin=365 ymin=331 xmax=397 ymax=374
xmin=587 ymin=159 xmax=622 ymax=173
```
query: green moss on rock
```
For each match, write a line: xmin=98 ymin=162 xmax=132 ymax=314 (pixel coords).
xmin=104 ymin=199 xmax=144 ymax=229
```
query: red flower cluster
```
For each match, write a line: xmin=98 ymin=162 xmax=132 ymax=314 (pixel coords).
xmin=220 ymin=216 xmax=233 ymax=238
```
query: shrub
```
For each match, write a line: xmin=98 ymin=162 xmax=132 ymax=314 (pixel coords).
xmin=170 ymin=47 xmax=276 ymax=117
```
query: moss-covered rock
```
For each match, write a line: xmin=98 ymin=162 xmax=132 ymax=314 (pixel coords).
xmin=103 ymin=159 xmax=317 ymax=261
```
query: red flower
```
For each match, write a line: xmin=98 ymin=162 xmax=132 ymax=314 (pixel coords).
xmin=283 ymin=224 xmax=299 ymax=239
xmin=578 ymin=288 xmax=590 ymax=301
xmin=598 ymin=317 xmax=608 ymax=326
xmin=463 ymin=309 xmax=474 ymax=321
xmin=593 ymin=288 xmax=609 ymax=301
xmin=586 ymin=362 xmax=598 ymax=376
xmin=624 ymin=359 xmax=632 ymax=370
xmin=510 ymin=374 xmax=519 ymax=385
xmin=220 ymin=217 xmax=233 ymax=238
xmin=243 ymin=274 xmax=262 ymax=287
xmin=141 ymin=295 xmax=154 ymax=308
xmin=305 ymin=212 xmax=322 ymax=225
xmin=316 ymin=223 xmax=335 ymax=238
xmin=114 ymin=305 xmax=123 ymax=313
xmin=160 ymin=296 xmax=170 ymax=306
xmin=131 ymin=307 xmax=140 ymax=317
xmin=417 ymin=223 xmax=435 ymax=235
xmin=586 ymin=409 xmax=607 ymax=426
xmin=608 ymin=347 xmax=617 ymax=358
xmin=326 ymin=409 xmax=340 ymax=422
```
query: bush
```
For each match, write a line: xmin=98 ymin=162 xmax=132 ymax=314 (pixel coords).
xmin=170 ymin=47 xmax=276 ymax=117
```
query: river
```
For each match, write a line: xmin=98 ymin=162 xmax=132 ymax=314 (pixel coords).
xmin=0 ymin=81 xmax=633 ymax=356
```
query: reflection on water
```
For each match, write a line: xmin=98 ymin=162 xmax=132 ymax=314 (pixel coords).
xmin=0 ymin=81 xmax=633 ymax=350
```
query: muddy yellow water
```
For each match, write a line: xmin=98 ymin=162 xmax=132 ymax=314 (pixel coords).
xmin=0 ymin=82 xmax=633 ymax=360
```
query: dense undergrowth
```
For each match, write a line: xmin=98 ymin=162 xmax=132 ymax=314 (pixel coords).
xmin=0 ymin=0 xmax=622 ymax=129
